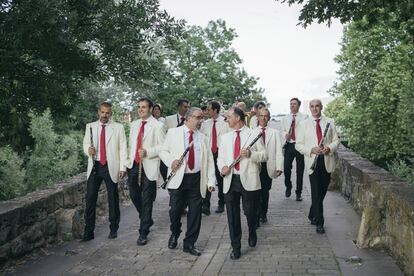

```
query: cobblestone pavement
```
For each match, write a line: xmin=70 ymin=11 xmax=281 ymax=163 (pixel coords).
xmin=4 ymin=174 xmax=402 ymax=276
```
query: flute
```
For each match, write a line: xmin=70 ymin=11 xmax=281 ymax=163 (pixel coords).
xmin=310 ymin=122 xmax=331 ymax=171
xmin=161 ymin=141 xmax=194 ymax=189
xmin=220 ymin=132 xmax=263 ymax=177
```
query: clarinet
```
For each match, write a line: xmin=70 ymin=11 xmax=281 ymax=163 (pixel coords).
xmin=220 ymin=132 xmax=263 ymax=177
xmin=137 ymin=133 xmax=144 ymax=186
xmin=161 ymin=141 xmax=194 ymax=189
xmin=90 ymin=127 xmax=95 ymax=174
xmin=310 ymin=122 xmax=331 ymax=171
xmin=283 ymin=118 xmax=295 ymax=149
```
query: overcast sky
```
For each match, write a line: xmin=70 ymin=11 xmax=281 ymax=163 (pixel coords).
xmin=159 ymin=0 xmax=343 ymax=114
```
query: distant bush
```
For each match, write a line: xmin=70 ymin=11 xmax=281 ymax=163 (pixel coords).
xmin=0 ymin=146 xmax=26 ymax=200
xmin=26 ymin=109 xmax=80 ymax=192
xmin=388 ymin=159 xmax=414 ymax=186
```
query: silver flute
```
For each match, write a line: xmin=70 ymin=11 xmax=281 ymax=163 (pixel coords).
xmin=161 ymin=141 xmax=194 ymax=189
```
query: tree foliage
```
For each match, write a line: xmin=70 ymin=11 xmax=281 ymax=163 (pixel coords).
xmin=0 ymin=0 xmax=184 ymax=152
xmin=327 ymin=14 xmax=414 ymax=162
xmin=0 ymin=146 xmax=26 ymax=200
xmin=25 ymin=109 xmax=80 ymax=191
xmin=277 ymin=0 xmax=414 ymax=32
xmin=154 ymin=20 xmax=265 ymax=114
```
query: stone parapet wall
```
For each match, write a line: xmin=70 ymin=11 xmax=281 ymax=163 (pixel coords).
xmin=0 ymin=173 xmax=129 ymax=266
xmin=332 ymin=145 xmax=414 ymax=275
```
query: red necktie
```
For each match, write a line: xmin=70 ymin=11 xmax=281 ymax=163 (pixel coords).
xmin=234 ymin=130 xmax=241 ymax=171
xmin=100 ymin=124 xmax=107 ymax=166
xmin=316 ymin=119 xmax=322 ymax=144
xmin=188 ymin=130 xmax=194 ymax=170
xmin=211 ymin=120 xmax=218 ymax=154
xmin=261 ymin=127 xmax=266 ymax=144
xmin=134 ymin=121 xmax=147 ymax=163
xmin=291 ymin=115 xmax=296 ymax=141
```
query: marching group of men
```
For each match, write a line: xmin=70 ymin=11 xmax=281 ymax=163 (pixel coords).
xmin=82 ymin=97 xmax=339 ymax=260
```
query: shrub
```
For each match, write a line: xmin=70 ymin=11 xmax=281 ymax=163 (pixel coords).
xmin=25 ymin=109 xmax=80 ymax=192
xmin=388 ymin=159 xmax=414 ymax=186
xmin=0 ymin=146 xmax=26 ymax=200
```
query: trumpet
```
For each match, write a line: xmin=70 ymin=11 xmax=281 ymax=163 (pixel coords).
xmin=161 ymin=141 xmax=194 ymax=189
xmin=310 ymin=122 xmax=331 ymax=171
xmin=220 ymin=132 xmax=263 ymax=177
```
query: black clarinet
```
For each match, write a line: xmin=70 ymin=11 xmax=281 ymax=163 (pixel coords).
xmin=90 ymin=126 xmax=96 ymax=174
xmin=283 ymin=118 xmax=295 ymax=149
xmin=220 ymin=132 xmax=263 ymax=177
xmin=310 ymin=122 xmax=330 ymax=171
xmin=161 ymin=141 xmax=194 ymax=189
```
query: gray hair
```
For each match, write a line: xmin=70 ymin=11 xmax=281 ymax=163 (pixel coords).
xmin=309 ymin=99 xmax=323 ymax=108
xmin=185 ymin=107 xmax=202 ymax=119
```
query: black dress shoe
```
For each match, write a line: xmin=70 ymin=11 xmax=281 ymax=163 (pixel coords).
xmin=137 ymin=235 xmax=147 ymax=246
xmin=108 ymin=231 xmax=117 ymax=239
xmin=285 ymin=188 xmax=291 ymax=198
xmin=215 ymin=204 xmax=225 ymax=213
xmin=202 ymin=208 xmax=211 ymax=216
xmin=248 ymin=234 xmax=257 ymax=247
xmin=260 ymin=217 xmax=268 ymax=223
xmin=168 ymin=234 xmax=178 ymax=249
xmin=81 ymin=233 xmax=94 ymax=242
xmin=316 ymin=226 xmax=326 ymax=234
xmin=230 ymin=249 xmax=241 ymax=260
xmin=183 ymin=246 xmax=201 ymax=256
xmin=296 ymin=195 xmax=303 ymax=201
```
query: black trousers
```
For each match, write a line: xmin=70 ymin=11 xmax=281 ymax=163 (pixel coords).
xmin=283 ymin=143 xmax=305 ymax=195
xmin=127 ymin=162 xmax=157 ymax=236
xmin=308 ymin=156 xmax=331 ymax=227
xmin=160 ymin=161 xmax=168 ymax=182
xmin=258 ymin=162 xmax=272 ymax=219
xmin=202 ymin=151 xmax=224 ymax=210
xmin=84 ymin=162 xmax=120 ymax=234
xmin=224 ymin=175 xmax=259 ymax=250
xmin=169 ymin=172 xmax=202 ymax=247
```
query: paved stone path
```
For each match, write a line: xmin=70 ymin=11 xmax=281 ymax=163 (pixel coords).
xmin=3 ymin=174 xmax=402 ymax=276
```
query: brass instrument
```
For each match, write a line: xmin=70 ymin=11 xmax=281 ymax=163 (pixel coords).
xmin=161 ymin=141 xmax=194 ymax=189
xmin=310 ymin=122 xmax=331 ymax=171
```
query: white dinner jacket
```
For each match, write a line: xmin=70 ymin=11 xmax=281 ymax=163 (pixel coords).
xmin=159 ymin=126 xmax=216 ymax=198
xmin=83 ymin=120 xmax=128 ymax=183
xmin=280 ymin=112 xmax=308 ymax=143
xmin=217 ymin=126 xmax=267 ymax=193
xmin=295 ymin=116 xmax=340 ymax=175
xmin=200 ymin=116 xmax=230 ymax=152
xmin=254 ymin=126 xmax=284 ymax=178
xmin=165 ymin=113 xmax=185 ymax=129
xmin=127 ymin=116 xmax=166 ymax=181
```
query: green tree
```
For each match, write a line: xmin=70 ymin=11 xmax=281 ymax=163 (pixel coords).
xmin=328 ymin=15 xmax=414 ymax=162
xmin=0 ymin=0 xmax=183 ymax=152
xmin=25 ymin=109 xmax=79 ymax=191
xmin=154 ymin=20 xmax=266 ymax=114
xmin=0 ymin=146 xmax=26 ymax=200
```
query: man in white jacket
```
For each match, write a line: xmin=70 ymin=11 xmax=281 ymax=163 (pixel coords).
xmin=218 ymin=107 xmax=267 ymax=260
xmin=295 ymin=99 xmax=340 ymax=234
xmin=160 ymin=107 xmax=216 ymax=256
xmin=82 ymin=102 xmax=128 ymax=241
xmin=255 ymin=108 xmax=283 ymax=225
xmin=126 ymin=97 xmax=166 ymax=245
